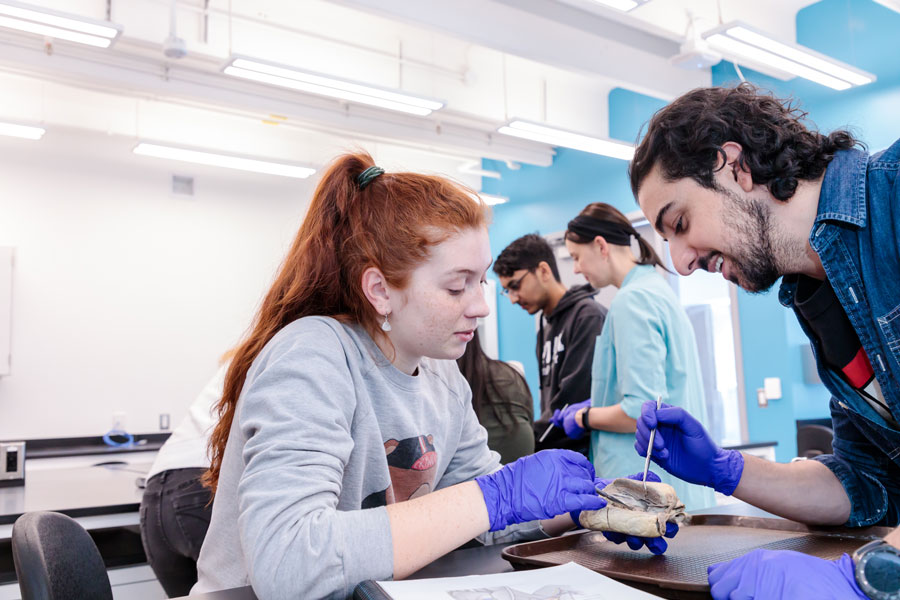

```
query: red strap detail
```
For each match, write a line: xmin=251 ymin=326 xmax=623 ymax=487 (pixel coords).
xmin=843 ymin=348 xmax=874 ymax=388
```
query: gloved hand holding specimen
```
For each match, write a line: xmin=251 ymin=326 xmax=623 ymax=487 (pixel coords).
xmin=578 ymin=476 xmax=688 ymax=538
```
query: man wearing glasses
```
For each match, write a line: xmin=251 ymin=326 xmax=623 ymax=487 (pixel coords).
xmin=494 ymin=233 xmax=607 ymax=453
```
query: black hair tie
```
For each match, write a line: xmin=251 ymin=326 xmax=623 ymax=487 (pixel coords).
xmin=567 ymin=215 xmax=635 ymax=246
xmin=357 ymin=166 xmax=385 ymax=190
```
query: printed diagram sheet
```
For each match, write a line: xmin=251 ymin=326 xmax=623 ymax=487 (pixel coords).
xmin=377 ymin=562 xmax=663 ymax=600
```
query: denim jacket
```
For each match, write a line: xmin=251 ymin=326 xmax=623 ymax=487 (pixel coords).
xmin=778 ymin=138 xmax=900 ymax=528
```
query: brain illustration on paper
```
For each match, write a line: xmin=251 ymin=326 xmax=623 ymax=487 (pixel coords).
xmin=447 ymin=584 xmax=590 ymax=600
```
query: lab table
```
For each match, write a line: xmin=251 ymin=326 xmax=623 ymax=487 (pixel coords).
xmin=169 ymin=542 xmax=515 ymax=600
xmin=171 ymin=502 xmax=779 ymax=599
xmin=0 ymin=461 xmax=147 ymax=526
xmin=0 ymin=461 xmax=151 ymax=585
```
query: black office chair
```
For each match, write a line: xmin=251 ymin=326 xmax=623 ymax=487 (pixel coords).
xmin=796 ymin=424 xmax=834 ymax=459
xmin=12 ymin=511 xmax=113 ymax=600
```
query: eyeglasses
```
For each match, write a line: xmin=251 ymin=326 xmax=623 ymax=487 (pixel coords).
xmin=500 ymin=270 xmax=532 ymax=296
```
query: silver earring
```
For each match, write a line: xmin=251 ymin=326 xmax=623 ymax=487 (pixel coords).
xmin=381 ymin=312 xmax=392 ymax=332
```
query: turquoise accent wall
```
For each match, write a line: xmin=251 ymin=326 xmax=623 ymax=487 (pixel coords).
xmin=483 ymin=88 xmax=666 ymax=416
xmin=485 ymin=0 xmax=900 ymax=462
xmin=608 ymin=88 xmax=669 ymax=143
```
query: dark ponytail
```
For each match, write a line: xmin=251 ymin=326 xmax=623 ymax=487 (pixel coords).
xmin=634 ymin=235 xmax=669 ymax=271
xmin=457 ymin=329 xmax=528 ymax=431
xmin=565 ymin=202 xmax=671 ymax=273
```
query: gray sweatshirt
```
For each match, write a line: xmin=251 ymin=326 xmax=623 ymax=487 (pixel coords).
xmin=193 ymin=316 xmax=545 ymax=600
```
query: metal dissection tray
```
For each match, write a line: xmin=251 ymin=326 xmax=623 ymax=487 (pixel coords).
xmin=502 ymin=515 xmax=891 ymax=599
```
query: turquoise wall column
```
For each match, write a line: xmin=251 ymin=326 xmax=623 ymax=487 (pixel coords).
xmin=482 ymin=89 xmax=665 ymax=416
xmin=483 ymin=152 xmax=632 ymax=413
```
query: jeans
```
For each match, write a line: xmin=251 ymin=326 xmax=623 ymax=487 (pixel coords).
xmin=139 ymin=468 xmax=213 ymax=598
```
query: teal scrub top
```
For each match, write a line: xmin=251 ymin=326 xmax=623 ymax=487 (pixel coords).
xmin=589 ymin=264 xmax=716 ymax=511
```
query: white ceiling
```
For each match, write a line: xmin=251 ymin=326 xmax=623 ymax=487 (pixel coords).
xmin=0 ymin=0 xmax=824 ymax=179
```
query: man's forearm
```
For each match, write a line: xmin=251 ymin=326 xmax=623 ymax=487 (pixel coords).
xmin=733 ymin=454 xmax=851 ymax=525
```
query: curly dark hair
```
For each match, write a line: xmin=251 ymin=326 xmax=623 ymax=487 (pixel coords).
xmin=493 ymin=233 xmax=561 ymax=281
xmin=629 ymin=83 xmax=859 ymax=202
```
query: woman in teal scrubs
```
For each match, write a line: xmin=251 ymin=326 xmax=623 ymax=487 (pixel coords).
xmin=554 ymin=202 xmax=715 ymax=511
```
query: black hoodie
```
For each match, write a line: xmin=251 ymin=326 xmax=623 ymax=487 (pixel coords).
xmin=534 ymin=283 xmax=607 ymax=450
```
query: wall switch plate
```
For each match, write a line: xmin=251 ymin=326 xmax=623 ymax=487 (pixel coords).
xmin=756 ymin=387 xmax=769 ymax=408
xmin=159 ymin=413 xmax=170 ymax=431
xmin=763 ymin=377 xmax=782 ymax=400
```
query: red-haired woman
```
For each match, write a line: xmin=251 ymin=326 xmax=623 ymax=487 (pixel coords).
xmin=191 ymin=153 xmax=605 ymax=600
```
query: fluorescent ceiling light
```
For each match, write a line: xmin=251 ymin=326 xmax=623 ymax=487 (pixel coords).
xmin=0 ymin=0 xmax=122 ymax=48
xmin=0 ymin=121 xmax=44 ymax=140
xmin=498 ymin=120 xmax=634 ymax=161
xmin=585 ymin=0 xmax=649 ymax=11
xmin=479 ymin=193 xmax=509 ymax=206
xmin=874 ymin=0 xmax=900 ymax=13
xmin=133 ymin=142 xmax=316 ymax=179
xmin=222 ymin=55 xmax=444 ymax=117
xmin=702 ymin=21 xmax=875 ymax=90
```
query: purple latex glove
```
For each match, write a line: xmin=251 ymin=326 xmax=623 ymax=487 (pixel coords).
xmin=635 ymin=401 xmax=744 ymax=495
xmin=475 ymin=449 xmax=605 ymax=532
xmin=550 ymin=399 xmax=591 ymax=439
xmin=568 ymin=475 xmax=611 ymax=529
xmin=570 ymin=471 xmax=679 ymax=555
xmin=707 ymin=550 xmax=866 ymax=600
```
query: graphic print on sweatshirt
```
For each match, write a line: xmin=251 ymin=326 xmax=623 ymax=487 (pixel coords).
xmin=361 ymin=435 xmax=438 ymax=508
xmin=541 ymin=333 xmax=565 ymax=377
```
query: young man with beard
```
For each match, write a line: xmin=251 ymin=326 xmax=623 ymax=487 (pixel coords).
xmin=630 ymin=83 xmax=900 ymax=600
xmin=494 ymin=234 xmax=607 ymax=453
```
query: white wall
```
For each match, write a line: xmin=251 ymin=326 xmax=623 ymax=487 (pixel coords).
xmin=0 ymin=121 xmax=486 ymax=440
xmin=0 ymin=126 xmax=312 ymax=439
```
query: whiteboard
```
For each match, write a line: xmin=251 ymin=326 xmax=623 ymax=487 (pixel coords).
xmin=0 ymin=247 xmax=11 ymax=376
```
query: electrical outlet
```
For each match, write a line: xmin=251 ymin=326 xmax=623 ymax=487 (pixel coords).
xmin=0 ymin=441 xmax=25 ymax=486
xmin=112 ymin=411 xmax=127 ymax=431
xmin=159 ymin=413 xmax=170 ymax=431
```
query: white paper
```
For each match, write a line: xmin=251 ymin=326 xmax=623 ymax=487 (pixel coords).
xmin=377 ymin=561 xmax=663 ymax=600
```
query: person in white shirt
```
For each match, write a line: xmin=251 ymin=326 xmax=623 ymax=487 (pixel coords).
xmin=139 ymin=363 xmax=225 ymax=597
